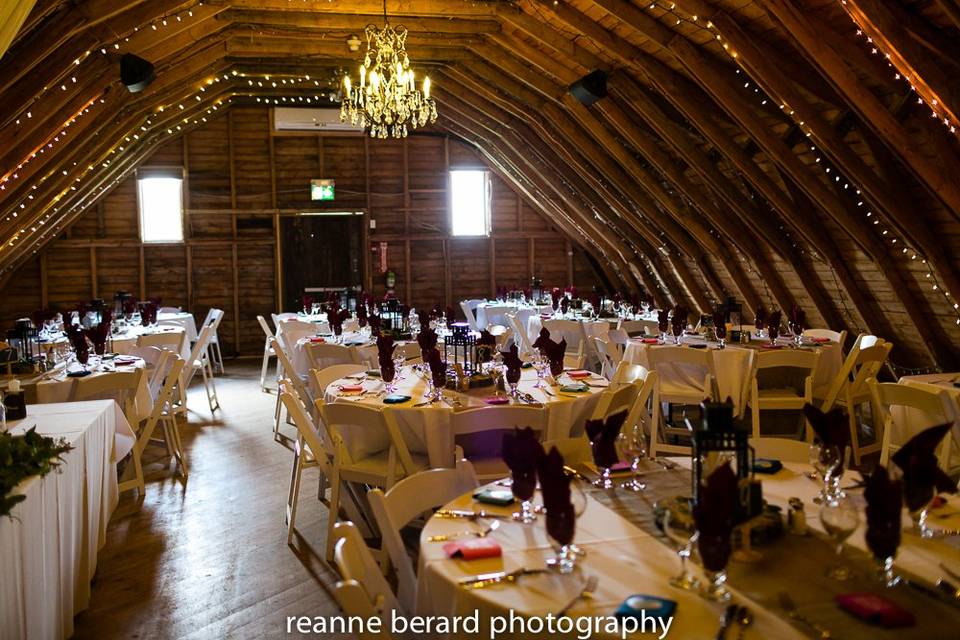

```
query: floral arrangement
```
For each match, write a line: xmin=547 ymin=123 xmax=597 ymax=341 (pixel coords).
xmin=1 ymin=427 xmax=73 ymax=518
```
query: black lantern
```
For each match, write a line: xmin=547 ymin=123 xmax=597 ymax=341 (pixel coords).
xmin=7 ymin=318 xmax=41 ymax=367
xmin=444 ymin=322 xmax=476 ymax=377
xmin=530 ymin=277 xmax=544 ymax=304
xmin=379 ymin=298 xmax=406 ymax=336
xmin=691 ymin=401 xmax=761 ymax=523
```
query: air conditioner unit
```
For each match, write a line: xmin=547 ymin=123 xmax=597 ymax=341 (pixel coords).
xmin=273 ymin=107 xmax=364 ymax=133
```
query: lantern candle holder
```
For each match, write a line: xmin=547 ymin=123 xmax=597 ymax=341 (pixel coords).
xmin=6 ymin=318 xmax=42 ymax=373
xmin=444 ymin=322 xmax=476 ymax=383
xmin=378 ymin=299 xmax=408 ymax=338
xmin=530 ymin=277 xmax=544 ymax=304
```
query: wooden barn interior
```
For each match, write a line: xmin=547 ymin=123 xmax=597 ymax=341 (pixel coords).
xmin=2 ymin=1 xmax=960 ymax=639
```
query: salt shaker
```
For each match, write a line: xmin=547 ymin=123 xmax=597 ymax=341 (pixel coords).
xmin=787 ymin=497 xmax=807 ymax=535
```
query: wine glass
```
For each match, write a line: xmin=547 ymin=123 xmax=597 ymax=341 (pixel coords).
xmin=393 ymin=353 xmax=405 ymax=383
xmin=808 ymin=443 xmax=840 ymax=504
xmin=546 ymin=483 xmax=587 ymax=574
xmin=511 ymin=472 xmax=537 ymax=525
xmin=382 ymin=364 xmax=396 ymax=394
xmin=909 ymin=498 xmax=936 ymax=539
xmin=616 ymin=425 xmax=647 ymax=492
xmin=532 ymin=354 xmax=549 ymax=389
xmin=820 ymin=495 xmax=859 ymax=580
xmin=663 ymin=509 xmax=700 ymax=590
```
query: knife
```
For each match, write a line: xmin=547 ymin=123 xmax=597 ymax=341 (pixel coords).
xmin=458 ymin=568 xmax=547 ymax=589
xmin=434 ymin=509 xmax=509 ymax=520
xmin=716 ymin=603 xmax=739 ymax=640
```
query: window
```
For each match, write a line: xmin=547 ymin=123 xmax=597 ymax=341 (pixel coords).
xmin=450 ymin=170 xmax=491 ymax=236
xmin=137 ymin=170 xmax=184 ymax=243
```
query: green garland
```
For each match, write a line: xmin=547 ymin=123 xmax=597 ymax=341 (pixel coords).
xmin=1 ymin=427 xmax=74 ymax=518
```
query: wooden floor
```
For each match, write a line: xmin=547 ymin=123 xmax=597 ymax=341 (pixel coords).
xmin=73 ymin=361 xmax=350 ymax=640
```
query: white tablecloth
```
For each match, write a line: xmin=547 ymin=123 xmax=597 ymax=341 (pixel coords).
xmin=623 ymin=336 xmax=842 ymax=413
xmin=476 ymin=303 xmax=553 ymax=331
xmin=156 ymin=311 xmax=198 ymax=342
xmin=32 ymin=358 xmax=153 ymax=423
xmin=0 ymin=400 xmax=134 ymax=640
xmin=897 ymin=373 xmax=960 ymax=467
xmin=289 ymin=334 xmax=421 ymax=377
xmin=324 ymin=367 xmax=606 ymax=468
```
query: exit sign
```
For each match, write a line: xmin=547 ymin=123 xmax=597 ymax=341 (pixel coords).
xmin=311 ymin=179 xmax=335 ymax=201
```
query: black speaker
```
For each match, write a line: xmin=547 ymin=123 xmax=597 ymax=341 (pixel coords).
xmin=120 ymin=53 xmax=155 ymax=93
xmin=568 ymin=70 xmax=608 ymax=105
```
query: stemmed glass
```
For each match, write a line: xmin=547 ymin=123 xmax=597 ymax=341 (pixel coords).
xmin=532 ymin=354 xmax=549 ymax=389
xmin=616 ymin=425 xmax=647 ymax=492
xmin=909 ymin=498 xmax=936 ymax=539
xmin=382 ymin=365 xmax=397 ymax=394
xmin=808 ymin=443 xmax=841 ymax=504
xmin=820 ymin=495 xmax=859 ymax=580
xmin=663 ymin=509 xmax=700 ymax=590
xmin=546 ymin=483 xmax=587 ymax=574
xmin=393 ymin=353 xmax=405 ymax=384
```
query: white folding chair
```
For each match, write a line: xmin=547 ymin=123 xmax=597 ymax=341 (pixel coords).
xmin=802 ymin=328 xmax=847 ymax=347
xmin=487 ymin=324 xmax=514 ymax=351
xmin=611 ymin=361 xmax=645 ymax=385
xmin=542 ymin=318 xmax=588 ymax=369
xmin=368 ymin=460 xmax=478 ymax=612
xmin=821 ymin=341 xmax=893 ymax=465
xmin=257 ymin=315 xmax=278 ymax=392
xmin=137 ymin=330 xmax=186 ymax=356
xmin=460 ymin=299 xmax=484 ymax=332
xmin=647 ymin=346 xmax=716 ymax=456
xmin=71 ymin=368 xmax=145 ymax=428
xmin=130 ymin=346 xmax=173 ymax=402
xmin=183 ymin=323 xmax=220 ymax=414
xmin=593 ymin=335 xmax=621 ymax=381
xmin=131 ymin=357 xmax=188 ymax=490
xmin=505 ymin=311 xmax=535 ymax=360
xmin=276 ymin=320 xmax=317 ymax=362
xmin=869 ymin=379 xmax=955 ymax=471
xmin=748 ymin=436 xmax=811 ymax=464
xmin=541 ymin=435 xmax=592 ymax=465
xmin=449 ymin=406 xmax=545 ymax=481
xmin=748 ymin=349 xmax=821 ymax=439
xmin=306 ymin=342 xmax=361 ymax=370
xmin=331 ymin=522 xmax=403 ymax=635
xmin=272 ymin=312 xmax=299 ymax=327
xmin=271 ymin=337 xmax=312 ymax=441
xmin=320 ymin=402 xmax=428 ymax=560
xmin=201 ymin=308 xmax=226 ymax=374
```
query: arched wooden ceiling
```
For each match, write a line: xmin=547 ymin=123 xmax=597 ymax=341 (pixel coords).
xmin=1 ymin=0 xmax=959 ymax=368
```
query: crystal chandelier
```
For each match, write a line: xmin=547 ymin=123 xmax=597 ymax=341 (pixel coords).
xmin=339 ymin=1 xmax=438 ymax=139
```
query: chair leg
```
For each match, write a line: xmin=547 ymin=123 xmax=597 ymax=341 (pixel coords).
xmin=273 ymin=393 xmax=283 ymax=440
xmin=848 ymin=406 xmax=863 ymax=467
xmin=326 ymin=474 xmax=342 ymax=562
xmin=200 ymin=364 xmax=220 ymax=413
xmin=213 ymin=341 xmax=225 ymax=374
xmin=286 ymin=452 xmax=303 ymax=544
xmin=260 ymin=343 xmax=272 ymax=392
xmin=168 ymin=416 xmax=189 ymax=477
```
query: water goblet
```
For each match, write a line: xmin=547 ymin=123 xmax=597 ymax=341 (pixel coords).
xmin=808 ymin=443 xmax=840 ymax=504
xmin=820 ymin=495 xmax=859 ymax=580
xmin=546 ymin=483 xmax=587 ymax=573
xmin=663 ymin=509 xmax=700 ymax=590
xmin=909 ymin=498 xmax=936 ymax=539
xmin=532 ymin=355 xmax=549 ymax=389
xmin=616 ymin=426 xmax=647 ymax=492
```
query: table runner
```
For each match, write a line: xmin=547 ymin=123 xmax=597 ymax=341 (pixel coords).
xmin=0 ymin=400 xmax=133 ymax=640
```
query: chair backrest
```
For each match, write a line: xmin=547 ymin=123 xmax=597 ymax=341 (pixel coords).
xmin=749 ymin=436 xmax=811 ymax=463
xmin=592 ymin=378 xmax=642 ymax=420
xmin=311 ymin=364 xmax=368 ymax=398
xmin=487 ymin=324 xmax=514 ymax=350
xmin=272 ymin=312 xmax=299 ymax=328
xmin=270 ymin=337 xmax=310 ymax=401
xmin=131 ymin=346 xmax=172 ymax=399
xmin=611 ymin=361 xmax=647 ymax=385
xmin=593 ymin=336 xmax=618 ymax=380
xmin=606 ymin=328 xmax=629 ymax=346
xmin=367 ymin=460 xmax=478 ymax=612
xmin=140 ymin=357 xmax=185 ymax=437
xmin=869 ymin=379 xmax=955 ymax=468
xmin=306 ymin=342 xmax=360 ymax=370
xmin=460 ymin=299 xmax=484 ymax=332
xmin=281 ymin=384 xmax=335 ymax=464
xmin=647 ymin=346 xmax=714 ymax=397
xmin=331 ymin=522 xmax=403 ymax=627
xmin=188 ymin=323 xmax=216 ymax=365
xmin=137 ymin=330 xmax=185 ymax=354
xmin=321 ymin=402 xmax=416 ymax=480
xmin=541 ymin=435 xmax=592 ymax=465
xmin=72 ymin=367 xmax=145 ymax=424
xmin=276 ymin=320 xmax=316 ymax=353
xmin=802 ymin=329 xmax=847 ymax=345
xmin=753 ymin=349 xmax=820 ymax=393
xmin=542 ymin=319 xmax=587 ymax=353
xmin=822 ymin=342 xmax=892 ymax=410
xmin=257 ymin=314 xmax=274 ymax=339
xmin=505 ymin=311 xmax=534 ymax=358
xmin=449 ymin=405 xmax=545 ymax=437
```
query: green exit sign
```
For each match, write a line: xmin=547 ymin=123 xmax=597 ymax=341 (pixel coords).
xmin=311 ymin=179 xmax=335 ymax=201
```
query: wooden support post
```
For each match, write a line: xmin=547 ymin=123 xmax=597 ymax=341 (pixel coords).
xmin=138 ymin=246 xmax=146 ymax=300
xmin=232 ymin=243 xmax=240 ymax=355
xmin=89 ymin=247 xmax=97 ymax=298
xmin=565 ymin=239 xmax=573 ymax=286
xmin=186 ymin=245 xmax=193 ymax=309
xmin=39 ymin=252 xmax=48 ymax=308
xmin=489 ymin=238 xmax=497 ymax=296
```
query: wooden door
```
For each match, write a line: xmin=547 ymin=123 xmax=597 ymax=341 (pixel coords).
xmin=280 ymin=214 xmax=363 ymax=310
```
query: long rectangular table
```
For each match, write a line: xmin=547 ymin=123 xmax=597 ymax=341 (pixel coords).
xmin=0 ymin=400 xmax=134 ymax=640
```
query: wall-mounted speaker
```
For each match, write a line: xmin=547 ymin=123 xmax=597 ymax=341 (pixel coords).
xmin=120 ymin=53 xmax=155 ymax=93
xmin=568 ymin=70 xmax=608 ymax=105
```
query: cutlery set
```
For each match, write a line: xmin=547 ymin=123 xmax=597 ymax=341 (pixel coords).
xmin=716 ymin=603 xmax=752 ymax=640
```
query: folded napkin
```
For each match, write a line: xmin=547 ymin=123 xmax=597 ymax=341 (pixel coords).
xmin=891 ymin=422 xmax=956 ymax=512
xmin=566 ymin=370 xmax=591 ymax=379
xmin=502 ymin=426 xmax=545 ymax=501
xmin=751 ymin=458 xmax=783 ymax=474
xmin=356 ymin=302 xmax=368 ymax=328
xmin=789 ymin=304 xmax=806 ymax=336
xmin=532 ymin=328 xmax=551 ymax=354
xmin=835 ymin=593 xmax=914 ymax=628
xmin=309 ymin=336 xmax=326 ymax=344
xmin=864 ymin=465 xmax=902 ymax=562
xmin=417 ymin=310 xmax=430 ymax=330
xmin=657 ymin=309 xmax=669 ymax=335
xmin=417 ymin=326 xmax=438 ymax=357
xmin=551 ymin=287 xmax=562 ymax=311
xmin=585 ymin=409 xmax=627 ymax=469
xmin=560 ymin=297 xmax=570 ymax=314
xmin=767 ymin=310 xmax=782 ymax=341
xmin=122 ymin=297 xmax=139 ymax=317
xmin=368 ymin=314 xmax=381 ymax=337
xmin=140 ymin=302 xmax=158 ymax=326
xmin=559 ymin=383 xmax=589 ymax=393
xmin=443 ymin=538 xmax=502 ymax=560
xmin=383 ymin=394 xmax=411 ymax=404
xmin=712 ymin=311 xmax=727 ymax=340
xmin=338 ymin=384 xmax=363 ymax=394
xmin=329 ymin=307 xmax=350 ymax=337
xmin=810 ymin=337 xmax=830 ymax=343
xmin=532 ymin=331 xmax=566 ymax=377
xmin=693 ymin=462 xmax=738 ymax=572
xmin=565 ymin=286 xmax=579 ymax=299
xmin=671 ymin=304 xmax=688 ymax=337
xmin=65 ymin=318 xmax=89 ymax=361
xmin=84 ymin=309 xmax=112 ymax=355
xmin=376 ymin=335 xmax=396 ymax=383
xmin=538 ymin=447 xmax=575 ymax=545
xmin=114 ymin=356 xmax=137 ymax=366
xmin=802 ymin=404 xmax=850 ymax=470
xmin=426 ymin=347 xmax=446 ymax=388
xmin=500 ymin=344 xmax=522 ymax=385
xmin=484 ymin=396 xmax=510 ymax=405
xmin=754 ymin=305 xmax=767 ymax=331
xmin=761 ymin=343 xmax=783 ymax=350
xmin=641 ymin=337 xmax=659 ymax=344
xmin=302 ymin=295 xmax=314 ymax=315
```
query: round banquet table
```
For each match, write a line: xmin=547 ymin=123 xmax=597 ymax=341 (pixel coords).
xmin=156 ymin=311 xmax=198 ymax=342
xmin=416 ymin=457 xmax=960 ymax=639
xmin=475 ymin=302 xmax=553 ymax=331
xmin=623 ymin=334 xmax=842 ymax=413
xmin=290 ymin=333 xmax=421 ymax=377
xmin=324 ymin=366 xmax=607 ymax=468
xmin=39 ymin=325 xmax=190 ymax=363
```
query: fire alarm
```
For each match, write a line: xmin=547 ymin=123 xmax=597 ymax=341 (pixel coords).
xmin=347 ymin=34 xmax=361 ymax=52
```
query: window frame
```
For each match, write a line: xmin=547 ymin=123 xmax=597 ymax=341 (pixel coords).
xmin=136 ymin=167 xmax=186 ymax=244
xmin=448 ymin=168 xmax=492 ymax=238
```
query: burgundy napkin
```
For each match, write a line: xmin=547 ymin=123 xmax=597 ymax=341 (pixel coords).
xmin=302 ymin=295 xmax=314 ymax=314
xmin=416 ymin=310 xmax=430 ymax=330
xmin=122 ymin=297 xmax=138 ymax=317
xmin=500 ymin=344 xmax=522 ymax=385
xmin=141 ymin=302 xmax=157 ymax=326
xmin=891 ymin=422 xmax=956 ymax=511
xmin=368 ymin=314 xmax=381 ymax=337
xmin=767 ymin=310 xmax=782 ymax=341
xmin=502 ymin=427 xmax=544 ymax=501
xmin=84 ymin=309 xmax=112 ymax=355
xmin=376 ymin=335 xmax=396 ymax=382
xmin=538 ymin=447 xmax=575 ymax=545
xmin=802 ymin=404 xmax=850 ymax=470
xmin=551 ymin=288 xmax=562 ymax=311
xmin=65 ymin=318 xmax=89 ymax=361
xmin=532 ymin=328 xmax=551 ymax=354
xmin=426 ymin=347 xmax=446 ymax=388
xmin=417 ymin=326 xmax=438 ymax=358
xmin=430 ymin=305 xmax=443 ymax=321
xmin=693 ymin=462 xmax=738 ymax=572
xmin=754 ymin=306 xmax=767 ymax=331
xmin=565 ymin=286 xmax=578 ymax=299
xmin=330 ymin=308 xmax=350 ymax=337
xmin=712 ymin=311 xmax=726 ymax=339
xmin=589 ymin=292 xmax=601 ymax=311
xmin=476 ymin=330 xmax=496 ymax=363
xmin=443 ymin=538 xmax=502 ymax=560
xmin=864 ymin=465 xmax=902 ymax=561
xmin=671 ymin=304 xmax=688 ymax=337
xmin=547 ymin=338 xmax=567 ymax=376
xmin=585 ymin=409 xmax=627 ymax=469
xmin=356 ymin=302 xmax=368 ymax=328
xmin=789 ymin=304 xmax=806 ymax=335
xmin=658 ymin=309 xmax=669 ymax=334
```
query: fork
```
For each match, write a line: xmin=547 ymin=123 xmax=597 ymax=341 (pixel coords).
xmin=556 ymin=575 xmax=599 ymax=617
xmin=427 ymin=520 xmax=500 ymax=542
